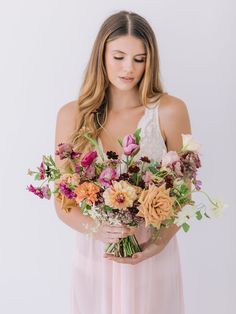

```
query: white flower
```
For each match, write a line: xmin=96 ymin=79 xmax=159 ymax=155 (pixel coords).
xmin=211 ymin=199 xmax=228 ymax=218
xmin=181 ymin=134 xmax=201 ymax=152
xmin=174 ymin=204 xmax=197 ymax=226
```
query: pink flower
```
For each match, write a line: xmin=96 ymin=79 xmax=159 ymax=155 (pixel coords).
xmin=98 ymin=167 xmax=117 ymax=187
xmin=56 ymin=143 xmax=81 ymax=160
xmin=81 ymin=151 xmax=98 ymax=167
xmin=27 ymin=184 xmax=49 ymax=199
xmin=39 ymin=162 xmax=45 ymax=179
xmin=84 ymin=165 xmax=96 ymax=179
xmin=161 ymin=151 xmax=180 ymax=167
xmin=41 ymin=184 xmax=51 ymax=199
xmin=122 ymin=134 xmax=140 ymax=156
xmin=142 ymin=170 xmax=155 ymax=184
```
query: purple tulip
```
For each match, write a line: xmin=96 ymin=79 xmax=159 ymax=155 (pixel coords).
xmin=81 ymin=151 xmax=97 ymax=167
xmin=122 ymin=134 xmax=140 ymax=156
xmin=98 ymin=167 xmax=117 ymax=187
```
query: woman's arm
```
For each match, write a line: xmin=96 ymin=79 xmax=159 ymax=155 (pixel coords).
xmin=154 ymin=95 xmax=192 ymax=247
xmin=54 ymin=101 xmax=133 ymax=242
xmin=54 ymin=100 xmax=97 ymax=233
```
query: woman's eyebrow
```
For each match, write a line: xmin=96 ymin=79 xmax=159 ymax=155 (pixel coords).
xmin=112 ymin=49 xmax=146 ymax=56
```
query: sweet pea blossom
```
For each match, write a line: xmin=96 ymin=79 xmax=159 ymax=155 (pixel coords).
xmin=181 ymin=134 xmax=201 ymax=153
xmin=27 ymin=184 xmax=51 ymax=199
xmin=210 ymin=199 xmax=228 ymax=217
xmin=81 ymin=151 xmax=97 ymax=167
xmin=39 ymin=162 xmax=45 ymax=180
xmin=122 ymin=134 xmax=140 ymax=156
xmin=98 ymin=167 xmax=117 ymax=187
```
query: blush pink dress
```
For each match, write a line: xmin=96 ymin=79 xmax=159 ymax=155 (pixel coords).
xmin=70 ymin=101 xmax=185 ymax=314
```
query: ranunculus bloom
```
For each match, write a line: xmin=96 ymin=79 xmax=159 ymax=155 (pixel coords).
xmin=75 ymin=182 xmax=100 ymax=205
xmin=181 ymin=134 xmax=201 ymax=152
xmin=103 ymin=180 xmax=138 ymax=209
xmin=81 ymin=151 xmax=97 ymax=167
xmin=137 ymin=183 xmax=175 ymax=229
xmin=161 ymin=151 xmax=180 ymax=167
xmin=98 ymin=167 xmax=117 ymax=187
xmin=122 ymin=134 xmax=140 ymax=156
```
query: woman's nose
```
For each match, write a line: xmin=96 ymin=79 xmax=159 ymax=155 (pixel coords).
xmin=123 ymin=58 xmax=134 ymax=73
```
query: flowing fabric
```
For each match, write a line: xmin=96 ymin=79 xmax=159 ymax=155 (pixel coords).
xmin=70 ymin=100 xmax=185 ymax=314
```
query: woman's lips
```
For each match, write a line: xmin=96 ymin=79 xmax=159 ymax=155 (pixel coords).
xmin=119 ymin=76 xmax=134 ymax=82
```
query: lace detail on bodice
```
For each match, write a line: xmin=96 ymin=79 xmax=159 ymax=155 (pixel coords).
xmin=97 ymin=102 xmax=167 ymax=172
xmin=138 ymin=103 xmax=167 ymax=162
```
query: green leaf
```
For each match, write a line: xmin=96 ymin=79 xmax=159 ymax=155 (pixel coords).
xmin=86 ymin=204 xmax=91 ymax=210
xmin=34 ymin=173 xmax=40 ymax=180
xmin=134 ymin=128 xmax=141 ymax=144
xmin=196 ymin=210 xmax=202 ymax=220
xmin=182 ymin=223 xmax=190 ymax=232
xmin=149 ymin=166 xmax=159 ymax=174
xmin=118 ymin=138 xmax=123 ymax=147
xmin=104 ymin=205 xmax=113 ymax=212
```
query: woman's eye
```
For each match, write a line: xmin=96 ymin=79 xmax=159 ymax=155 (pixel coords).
xmin=114 ymin=57 xmax=123 ymax=60
xmin=134 ymin=59 xmax=145 ymax=63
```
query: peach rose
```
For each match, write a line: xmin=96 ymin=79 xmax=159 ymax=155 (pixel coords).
xmin=137 ymin=183 xmax=176 ymax=229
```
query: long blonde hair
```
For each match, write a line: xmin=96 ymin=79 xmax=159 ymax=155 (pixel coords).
xmin=68 ymin=10 xmax=167 ymax=156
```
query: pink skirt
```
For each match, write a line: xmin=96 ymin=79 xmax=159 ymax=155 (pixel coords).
xmin=70 ymin=224 xmax=185 ymax=314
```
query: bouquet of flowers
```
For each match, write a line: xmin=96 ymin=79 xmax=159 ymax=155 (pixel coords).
xmin=27 ymin=128 xmax=227 ymax=257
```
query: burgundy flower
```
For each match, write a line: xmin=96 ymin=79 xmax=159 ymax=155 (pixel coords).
xmin=81 ymin=151 xmax=97 ymax=167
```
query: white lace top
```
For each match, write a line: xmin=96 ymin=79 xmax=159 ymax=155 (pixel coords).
xmin=97 ymin=101 xmax=167 ymax=172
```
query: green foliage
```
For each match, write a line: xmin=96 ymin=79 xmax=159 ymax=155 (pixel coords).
xmin=134 ymin=128 xmax=141 ymax=144
xmin=182 ymin=223 xmax=190 ymax=232
xmin=196 ymin=210 xmax=202 ymax=220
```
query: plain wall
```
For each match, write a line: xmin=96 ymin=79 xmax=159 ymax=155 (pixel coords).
xmin=0 ymin=1 xmax=235 ymax=313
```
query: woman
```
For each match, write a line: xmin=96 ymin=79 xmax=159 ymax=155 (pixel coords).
xmin=54 ymin=10 xmax=191 ymax=314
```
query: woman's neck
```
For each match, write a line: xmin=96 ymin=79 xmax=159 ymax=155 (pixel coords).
xmin=107 ymin=86 xmax=142 ymax=113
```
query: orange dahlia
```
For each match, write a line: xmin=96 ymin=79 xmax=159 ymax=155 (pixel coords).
xmin=75 ymin=182 xmax=100 ymax=205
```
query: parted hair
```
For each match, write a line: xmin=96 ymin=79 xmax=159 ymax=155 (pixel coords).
xmin=67 ymin=10 xmax=166 ymax=156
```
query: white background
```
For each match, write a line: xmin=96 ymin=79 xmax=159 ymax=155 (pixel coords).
xmin=0 ymin=1 xmax=235 ymax=313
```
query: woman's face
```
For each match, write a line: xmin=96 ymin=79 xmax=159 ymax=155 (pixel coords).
xmin=104 ymin=35 xmax=146 ymax=91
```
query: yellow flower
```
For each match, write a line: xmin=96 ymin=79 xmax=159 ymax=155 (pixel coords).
xmin=103 ymin=180 xmax=138 ymax=209
xmin=137 ymin=183 xmax=175 ymax=229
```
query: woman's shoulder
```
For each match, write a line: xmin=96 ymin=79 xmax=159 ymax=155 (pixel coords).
xmin=158 ymin=94 xmax=188 ymax=115
xmin=57 ymin=99 xmax=78 ymax=119
xmin=157 ymin=94 xmax=191 ymax=145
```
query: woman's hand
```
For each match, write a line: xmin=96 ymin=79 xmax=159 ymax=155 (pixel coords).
xmin=104 ymin=240 xmax=165 ymax=265
xmin=92 ymin=221 xmax=136 ymax=244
